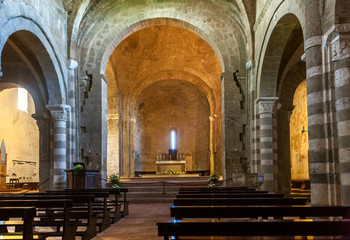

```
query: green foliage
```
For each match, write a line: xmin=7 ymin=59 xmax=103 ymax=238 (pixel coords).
xmin=207 ymin=171 xmax=219 ymax=188
xmin=109 ymin=173 xmax=121 ymax=189
xmin=73 ymin=164 xmax=84 ymax=175
xmin=158 ymin=168 xmax=185 ymax=175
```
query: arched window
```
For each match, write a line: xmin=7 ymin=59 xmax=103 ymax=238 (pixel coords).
xmin=18 ymin=88 xmax=28 ymax=112
xmin=170 ymin=128 xmax=177 ymax=150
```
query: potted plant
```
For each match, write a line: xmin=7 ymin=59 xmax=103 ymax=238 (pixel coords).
xmin=73 ymin=164 xmax=84 ymax=175
xmin=207 ymin=171 xmax=219 ymax=188
xmin=109 ymin=173 xmax=121 ymax=189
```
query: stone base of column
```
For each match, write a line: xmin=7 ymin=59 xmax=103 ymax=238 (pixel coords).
xmin=226 ymin=173 xmax=264 ymax=188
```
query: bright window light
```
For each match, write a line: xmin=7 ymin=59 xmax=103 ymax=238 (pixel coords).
xmin=170 ymin=130 xmax=176 ymax=150
xmin=18 ymin=88 xmax=28 ymax=112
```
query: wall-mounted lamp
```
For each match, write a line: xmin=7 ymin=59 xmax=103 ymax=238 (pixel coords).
xmin=301 ymin=125 xmax=308 ymax=134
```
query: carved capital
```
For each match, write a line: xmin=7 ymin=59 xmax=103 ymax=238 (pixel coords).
xmin=256 ymin=97 xmax=278 ymax=114
xmin=68 ymin=59 xmax=78 ymax=70
xmin=107 ymin=114 xmax=119 ymax=120
xmin=46 ymin=104 xmax=70 ymax=121
xmin=335 ymin=24 xmax=350 ymax=34
xmin=331 ymin=35 xmax=350 ymax=61
xmin=304 ymin=36 xmax=322 ymax=51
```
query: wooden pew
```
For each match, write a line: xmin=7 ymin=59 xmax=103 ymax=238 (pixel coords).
xmin=62 ymin=188 xmax=129 ymax=221
xmin=0 ymin=206 xmax=52 ymax=240
xmin=173 ymin=197 xmax=308 ymax=206
xmin=30 ymin=191 xmax=109 ymax=233
xmin=157 ymin=220 xmax=350 ymax=239
xmin=0 ymin=199 xmax=78 ymax=240
xmin=170 ymin=205 xmax=350 ymax=219
xmin=20 ymin=194 xmax=97 ymax=239
xmin=176 ymin=193 xmax=284 ymax=198
xmin=178 ymin=187 xmax=258 ymax=194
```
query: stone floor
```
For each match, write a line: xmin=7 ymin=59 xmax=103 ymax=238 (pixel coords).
xmin=91 ymin=203 xmax=341 ymax=240
xmin=92 ymin=203 xmax=172 ymax=240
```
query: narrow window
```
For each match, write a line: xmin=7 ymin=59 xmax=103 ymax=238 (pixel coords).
xmin=18 ymin=88 xmax=28 ymax=112
xmin=170 ymin=129 xmax=176 ymax=150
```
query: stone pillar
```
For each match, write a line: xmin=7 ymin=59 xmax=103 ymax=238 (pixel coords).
xmin=276 ymin=103 xmax=294 ymax=196
xmin=305 ymin=0 xmax=335 ymax=205
xmin=107 ymin=114 xmax=119 ymax=176
xmin=32 ymin=112 xmax=51 ymax=191
xmin=122 ymin=115 xmax=131 ymax=177
xmin=256 ymin=97 xmax=278 ymax=192
xmin=221 ymin=72 xmax=244 ymax=180
xmin=209 ymin=116 xmax=215 ymax=174
xmin=129 ymin=117 xmax=135 ymax=177
xmin=46 ymin=104 xmax=70 ymax=190
xmin=332 ymin=24 xmax=350 ymax=205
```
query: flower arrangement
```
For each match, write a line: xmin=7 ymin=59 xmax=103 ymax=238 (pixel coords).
xmin=207 ymin=171 xmax=219 ymax=188
xmin=158 ymin=168 xmax=185 ymax=175
xmin=109 ymin=173 xmax=121 ymax=189
xmin=73 ymin=164 xmax=84 ymax=175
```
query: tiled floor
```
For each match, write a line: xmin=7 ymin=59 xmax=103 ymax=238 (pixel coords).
xmin=93 ymin=203 xmax=172 ymax=240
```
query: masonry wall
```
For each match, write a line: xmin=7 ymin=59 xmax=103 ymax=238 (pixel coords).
xmin=0 ymin=88 xmax=39 ymax=183
xmin=135 ymin=80 xmax=210 ymax=172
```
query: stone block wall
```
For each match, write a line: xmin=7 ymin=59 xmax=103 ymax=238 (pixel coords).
xmin=135 ymin=80 xmax=210 ymax=172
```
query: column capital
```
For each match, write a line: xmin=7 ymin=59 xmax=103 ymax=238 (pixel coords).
xmin=220 ymin=72 xmax=233 ymax=81
xmin=256 ymin=97 xmax=278 ymax=114
xmin=107 ymin=114 xmax=119 ymax=120
xmin=304 ymin=36 xmax=322 ymax=51
xmin=46 ymin=104 xmax=71 ymax=121
xmin=68 ymin=59 xmax=78 ymax=70
xmin=209 ymin=115 xmax=216 ymax=121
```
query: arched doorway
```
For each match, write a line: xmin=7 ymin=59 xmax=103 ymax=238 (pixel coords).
xmin=0 ymin=29 xmax=66 ymax=190
xmin=257 ymin=12 xmax=305 ymax=194
xmin=0 ymin=86 xmax=39 ymax=187
xmin=289 ymin=80 xmax=310 ymax=192
xmin=105 ymin=25 xmax=222 ymax=178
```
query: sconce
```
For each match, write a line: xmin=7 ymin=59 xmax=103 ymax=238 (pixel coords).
xmin=301 ymin=125 xmax=308 ymax=134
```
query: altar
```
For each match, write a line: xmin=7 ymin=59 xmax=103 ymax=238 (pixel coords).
xmin=156 ymin=160 xmax=186 ymax=173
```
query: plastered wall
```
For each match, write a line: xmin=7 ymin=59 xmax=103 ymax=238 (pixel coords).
xmin=0 ymin=88 xmax=39 ymax=183
xmin=290 ymin=80 xmax=309 ymax=180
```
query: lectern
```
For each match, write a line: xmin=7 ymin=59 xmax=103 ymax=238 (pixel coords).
xmin=65 ymin=169 xmax=98 ymax=189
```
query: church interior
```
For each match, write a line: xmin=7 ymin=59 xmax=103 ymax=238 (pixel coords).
xmin=0 ymin=0 xmax=350 ymax=239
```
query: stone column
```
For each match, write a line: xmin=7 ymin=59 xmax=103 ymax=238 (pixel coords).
xmin=46 ymin=104 xmax=70 ymax=190
xmin=221 ymin=72 xmax=244 ymax=180
xmin=305 ymin=0 xmax=334 ymax=205
xmin=129 ymin=117 xmax=135 ymax=177
xmin=209 ymin=116 xmax=215 ymax=174
xmin=122 ymin=115 xmax=131 ymax=177
xmin=256 ymin=97 xmax=278 ymax=192
xmin=32 ymin=112 xmax=50 ymax=191
xmin=107 ymin=114 xmax=119 ymax=176
xmin=332 ymin=24 xmax=350 ymax=205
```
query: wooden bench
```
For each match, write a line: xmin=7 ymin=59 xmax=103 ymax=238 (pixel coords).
xmin=157 ymin=219 xmax=350 ymax=239
xmin=176 ymin=193 xmax=284 ymax=198
xmin=46 ymin=190 xmax=111 ymax=232
xmin=170 ymin=205 xmax=350 ymax=219
xmin=20 ymin=193 xmax=98 ymax=239
xmin=173 ymin=197 xmax=308 ymax=206
xmin=62 ymin=187 xmax=129 ymax=221
xmin=0 ymin=206 xmax=53 ymax=240
xmin=0 ymin=199 xmax=77 ymax=240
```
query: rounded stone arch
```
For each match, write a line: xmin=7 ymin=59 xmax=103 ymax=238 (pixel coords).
xmin=76 ymin=0 xmax=249 ymax=75
xmin=128 ymin=71 xmax=219 ymax=118
xmin=99 ymin=18 xmax=226 ymax=76
xmin=0 ymin=17 xmax=66 ymax=105
xmin=256 ymin=1 xmax=305 ymax=98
